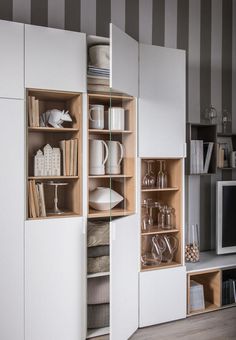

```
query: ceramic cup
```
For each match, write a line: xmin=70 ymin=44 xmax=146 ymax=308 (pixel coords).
xmin=108 ymin=107 xmax=125 ymax=131
xmin=89 ymin=105 xmax=104 ymax=130
xmin=89 ymin=139 xmax=108 ymax=175
xmin=105 ymin=140 xmax=124 ymax=174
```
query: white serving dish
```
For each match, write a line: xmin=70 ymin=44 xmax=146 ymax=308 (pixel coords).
xmin=89 ymin=187 xmax=123 ymax=211
xmin=89 ymin=45 xmax=110 ymax=69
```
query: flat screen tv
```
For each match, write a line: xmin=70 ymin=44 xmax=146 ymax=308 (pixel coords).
xmin=216 ymin=181 xmax=236 ymax=254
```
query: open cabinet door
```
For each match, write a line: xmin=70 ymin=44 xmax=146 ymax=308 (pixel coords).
xmin=110 ymin=214 xmax=139 ymax=340
xmin=138 ymin=44 xmax=186 ymax=158
xmin=110 ymin=24 xmax=138 ymax=97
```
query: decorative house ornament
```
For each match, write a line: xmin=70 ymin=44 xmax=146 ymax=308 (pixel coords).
xmin=40 ymin=109 xmax=72 ymax=128
xmin=34 ymin=150 xmax=44 ymax=176
xmin=34 ymin=144 xmax=61 ymax=176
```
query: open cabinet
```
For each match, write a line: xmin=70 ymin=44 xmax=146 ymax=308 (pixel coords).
xmin=86 ymin=24 xmax=139 ymax=340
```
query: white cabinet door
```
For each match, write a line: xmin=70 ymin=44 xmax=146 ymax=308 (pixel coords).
xmin=110 ymin=214 xmax=139 ymax=340
xmin=25 ymin=25 xmax=86 ymax=92
xmin=110 ymin=24 xmax=138 ymax=97
xmin=0 ymin=20 xmax=24 ymax=99
xmin=0 ymin=99 xmax=24 ymax=340
xmin=139 ymin=266 xmax=186 ymax=327
xmin=139 ymin=44 xmax=186 ymax=157
xmin=25 ymin=217 xmax=86 ymax=340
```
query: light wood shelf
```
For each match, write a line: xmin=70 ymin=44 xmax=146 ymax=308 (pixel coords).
xmin=187 ymin=301 xmax=220 ymax=316
xmin=89 ymin=174 xmax=132 ymax=179
xmin=28 ymin=176 xmax=79 ymax=180
xmin=141 ymin=227 xmax=179 ymax=236
xmin=28 ymin=127 xmax=79 ymax=133
xmin=141 ymin=262 xmax=182 ymax=272
xmin=28 ymin=211 xmax=79 ymax=220
xmin=141 ymin=187 xmax=179 ymax=192
xmin=89 ymin=129 xmax=132 ymax=134
xmin=88 ymin=208 xmax=134 ymax=219
xmin=87 ymin=327 xmax=110 ymax=339
xmin=87 ymin=272 xmax=110 ymax=279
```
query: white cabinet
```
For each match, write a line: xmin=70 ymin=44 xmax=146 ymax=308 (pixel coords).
xmin=0 ymin=20 xmax=24 ymax=99
xmin=25 ymin=217 xmax=86 ymax=340
xmin=110 ymin=214 xmax=139 ymax=340
xmin=25 ymin=25 xmax=86 ymax=92
xmin=139 ymin=266 xmax=186 ymax=327
xmin=139 ymin=44 xmax=186 ymax=157
xmin=110 ymin=24 xmax=138 ymax=97
xmin=0 ymin=99 xmax=24 ymax=340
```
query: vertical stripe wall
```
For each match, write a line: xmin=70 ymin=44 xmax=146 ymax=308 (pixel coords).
xmin=1 ymin=0 xmax=236 ymax=251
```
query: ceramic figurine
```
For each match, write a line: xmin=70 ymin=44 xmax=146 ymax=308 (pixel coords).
xmin=40 ymin=109 xmax=72 ymax=128
xmin=51 ymin=148 xmax=61 ymax=176
xmin=34 ymin=150 xmax=45 ymax=176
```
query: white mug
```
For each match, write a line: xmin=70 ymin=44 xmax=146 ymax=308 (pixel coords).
xmin=105 ymin=140 xmax=124 ymax=174
xmin=108 ymin=107 xmax=125 ymax=131
xmin=89 ymin=105 xmax=104 ymax=130
xmin=89 ymin=139 xmax=108 ymax=175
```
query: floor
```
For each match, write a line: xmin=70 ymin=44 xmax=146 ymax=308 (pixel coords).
xmin=92 ymin=307 xmax=236 ymax=340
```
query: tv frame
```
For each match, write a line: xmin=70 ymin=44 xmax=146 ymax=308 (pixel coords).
xmin=216 ymin=180 xmax=236 ymax=255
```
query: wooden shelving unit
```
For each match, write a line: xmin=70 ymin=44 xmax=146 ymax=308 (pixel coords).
xmin=26 ymin=89 xmax=82 ymax=219
xmin=87 ymin=92 xmax=136 ymax=218
xmin=186 ymin=123 xmax=217 ymax=175
xmin=140 ymin=158 xmax=183 ymax=271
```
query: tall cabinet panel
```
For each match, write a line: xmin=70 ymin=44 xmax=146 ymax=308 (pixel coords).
xmin=25 ymin=25 xmax=86 ymax=92
xmin=25 ymin=217 xmax=86 ymax=340
xmin=110 ymin=215 xmax=139 ymax=340
xmin=0 ymin=99 xmax=24 ymax=340
xmin=110 ymin=24 xmax=138 ymax=97
xmin=0 ymin=20 xmax=24 ymax=99
xmin=138 ymin=44 xmax=186 ymax=158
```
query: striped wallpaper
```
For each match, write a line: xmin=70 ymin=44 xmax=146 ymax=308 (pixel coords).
xmin=1 ymin=0 xmax=236 ymax=250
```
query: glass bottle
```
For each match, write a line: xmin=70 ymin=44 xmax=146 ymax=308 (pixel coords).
xmin=141 ymin=200 xmax=153 ymax=232
xmin=163 ymin=160 xmax=168 ymax=188
xmin=157 ymin=160 xmax=165 ymax=189
xmin=185 ymin=224 xmax=200 ymax=263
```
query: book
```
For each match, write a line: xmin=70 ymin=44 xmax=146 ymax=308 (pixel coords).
xmin=70 ymin=139 xmax=74 ymax=176
xmin=73 ymin=139 xmax=78 ymax=176
xmin=203 ymin=142 xmax=214 ymax=173
xmin=65 ymin=140 xmax=71 ymax=176
xmin=29 ymin=180 xmax=36 ymax=218
xmin=38 ymin=183 xmax=46 ymax=217
xmin=59 ymin=140 xmax=66 ymax=175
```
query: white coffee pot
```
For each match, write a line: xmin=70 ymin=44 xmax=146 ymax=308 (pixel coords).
xmin=89 ymin=139 xmax=108 ymax=175
xmin=105 ymin=140 xmax=124 ymax=175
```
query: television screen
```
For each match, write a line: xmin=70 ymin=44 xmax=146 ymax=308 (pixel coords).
xmin=222 ymin=186 xmax=236 ymax=248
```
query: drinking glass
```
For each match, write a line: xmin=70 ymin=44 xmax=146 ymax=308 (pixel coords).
xmin=142 ymin=200 xmax=153 ymax=232
xmin=163 ymin=160 xmax=168 ymax=187
xmin=142 ymin=160 xmax=156 ymax=188
xmin=161 ymin=235 xmax=179 ymax=263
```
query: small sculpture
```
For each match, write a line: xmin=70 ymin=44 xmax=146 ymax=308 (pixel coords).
xmin=34 ymin=144 xmax=61 ymax=176
xmin=40 ymin=109 xmax=72 ymax=128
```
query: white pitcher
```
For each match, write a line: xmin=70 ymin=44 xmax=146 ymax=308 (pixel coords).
xmin=108 ymin=107 xmax=125 ymax=131
xmin=89 ymin=139 xmax=108 ymax=175
xmin=105 ymin=140 xmax=124 ymax=174
xmin=89 ymin=104 xmax=104 ymax=129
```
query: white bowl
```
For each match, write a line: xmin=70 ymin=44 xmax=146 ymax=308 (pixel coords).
xmin=89 ymin=45 xmax=110 ymax=69
xmin=89 ymin=187 xmax=123 ymax=211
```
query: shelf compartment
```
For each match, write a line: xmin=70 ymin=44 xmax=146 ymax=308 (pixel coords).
xmin=186 ymin=123 xmax=217 ymax=175
xmin=89 ymin=174 xmax=132 ymax=179
xmin=89 ymin=129 xmax=132 ymax=134
xmin=187 ymin=270 xmax=221 ymax=316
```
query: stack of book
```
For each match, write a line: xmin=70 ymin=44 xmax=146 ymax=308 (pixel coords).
xmin=28 ymin=180 xmax=46 ymax=218
xmin=28 ymin=96 xmax=40 ymax=127
xmin=190 ymin=140 xmax=214 ymax=174
xmin=59 ymin=139 xmax=78 ymax=176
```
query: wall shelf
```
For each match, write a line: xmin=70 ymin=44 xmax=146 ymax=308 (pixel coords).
xmin=141 ymin=262 xmax=181 ymax=272
xmin=28 ymin=176 xmax=79 ymax=180
xmin=141 ymin=187 xmax=179 ymax=192
xmin=141 ymin=228 xmax=179 ymax=236
xmin=28 ymin=127 xmax=79 ymax=133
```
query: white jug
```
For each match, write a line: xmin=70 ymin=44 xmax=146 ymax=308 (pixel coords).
xmin=108 ymin=107 xmax=125 ymax=131
xmin=89 ymin=104 xmax=104 ymax=129
xmin=105 ymin=140 xmax=124 ymax=174
xmin=89 ymin=139 xmax=108 ymax=175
